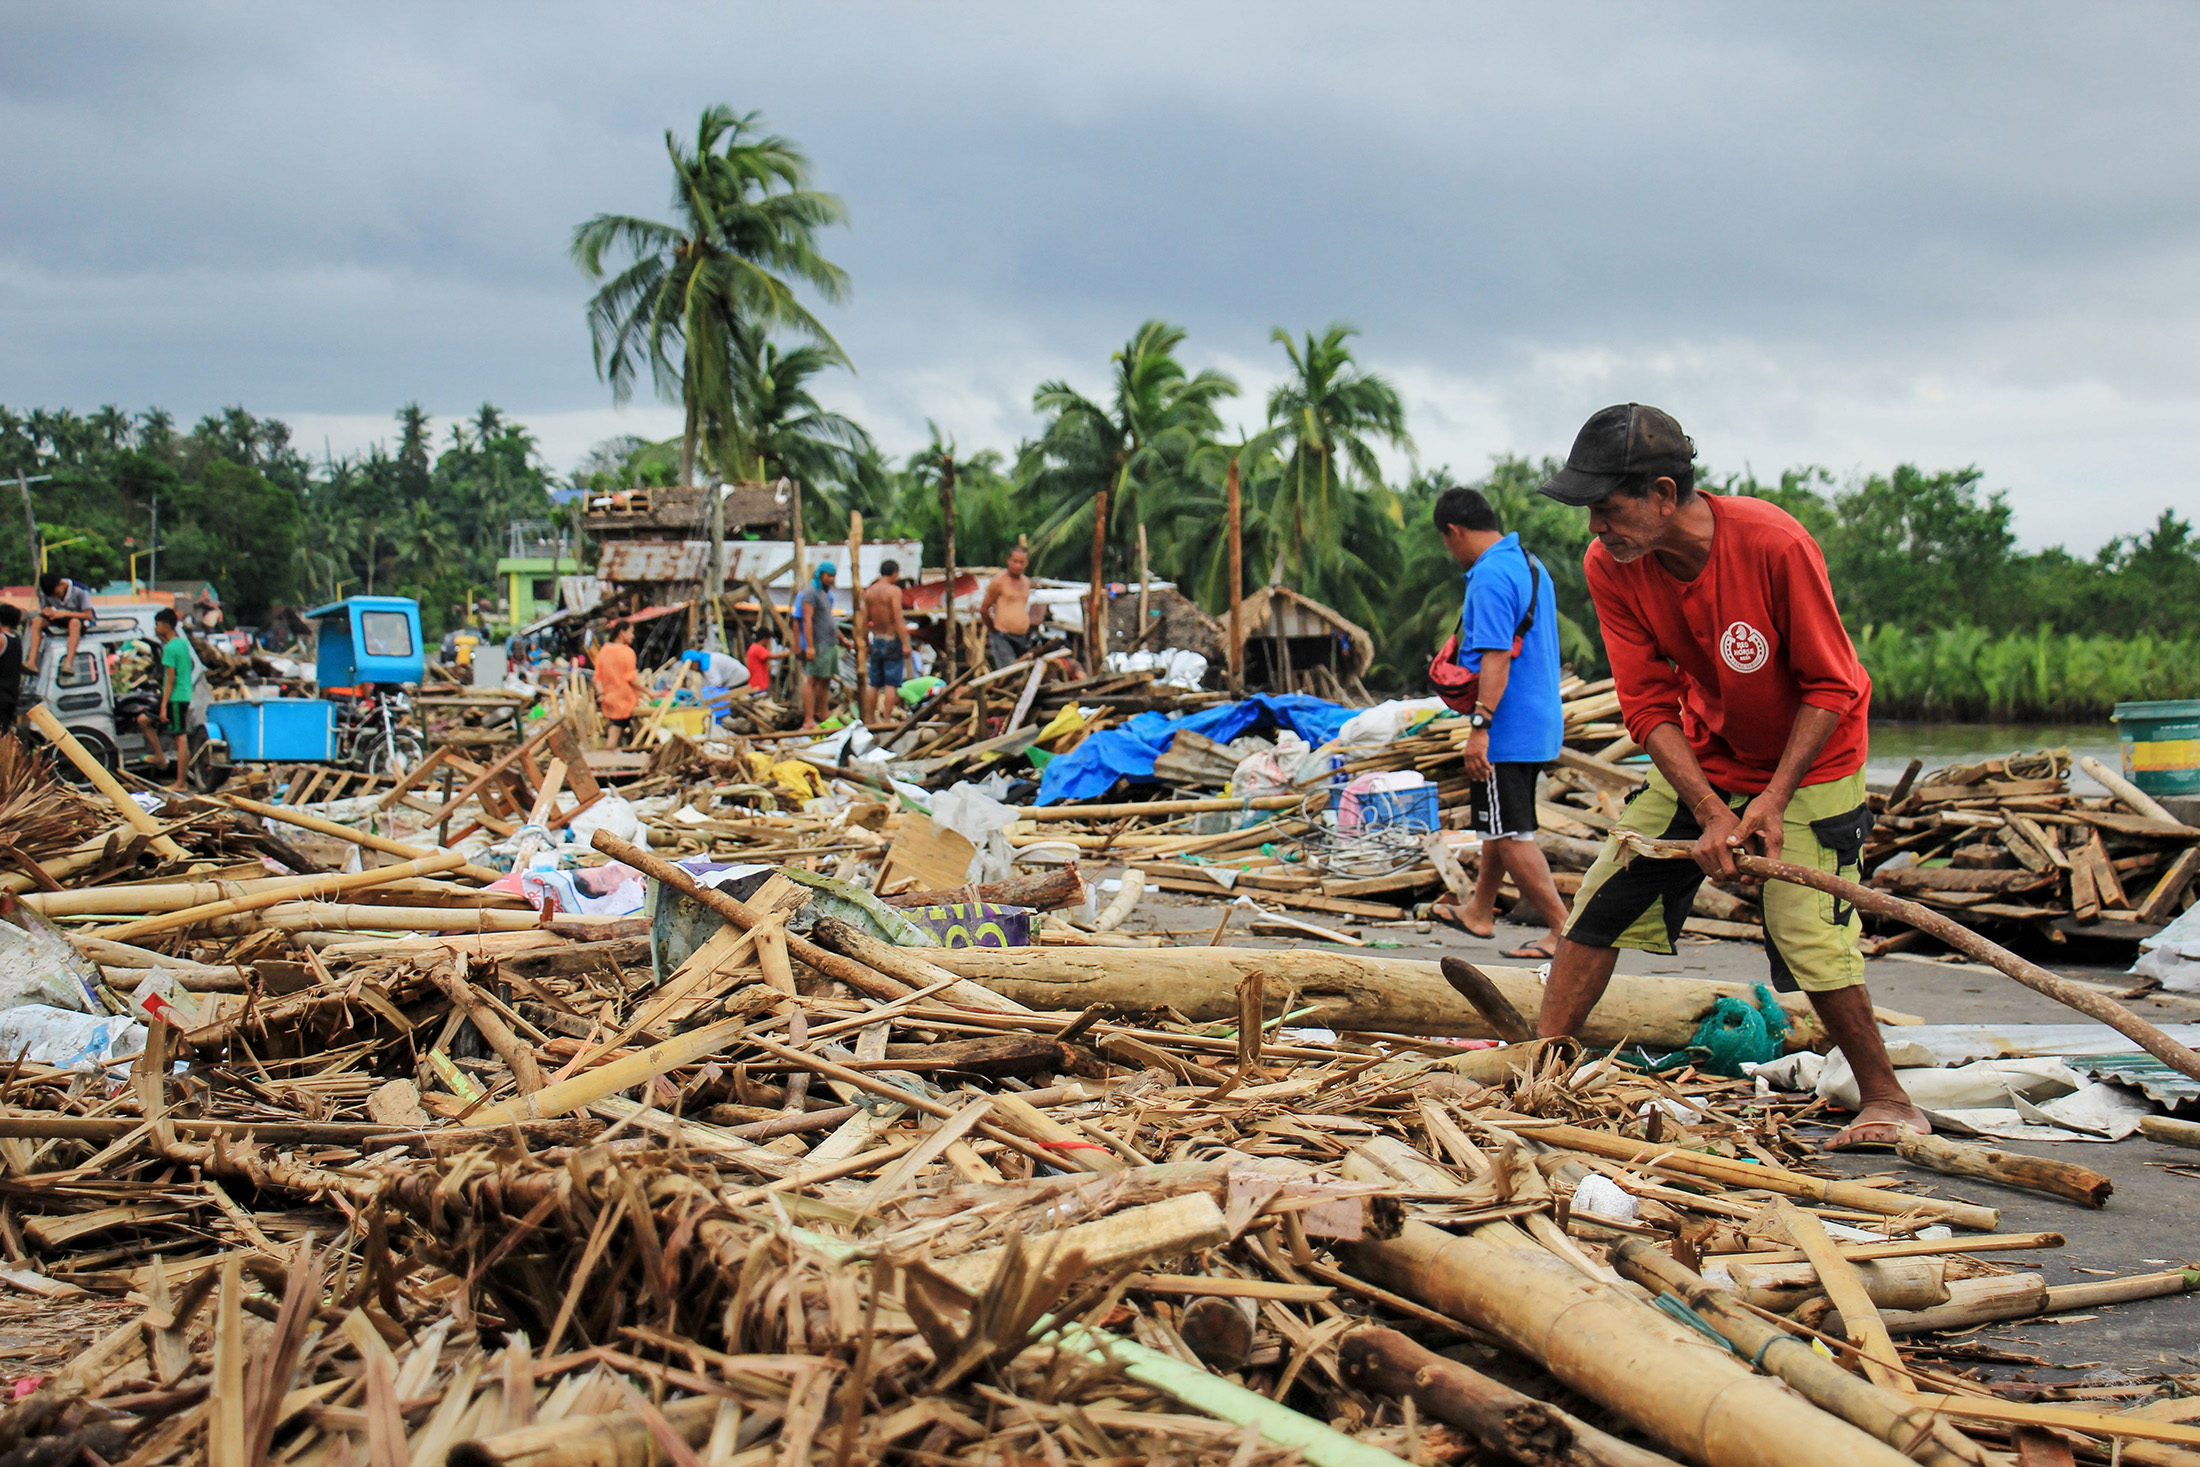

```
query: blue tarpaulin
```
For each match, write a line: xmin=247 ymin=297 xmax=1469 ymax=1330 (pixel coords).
xmin=1034 ymin=693 xmax=1357 ymax=805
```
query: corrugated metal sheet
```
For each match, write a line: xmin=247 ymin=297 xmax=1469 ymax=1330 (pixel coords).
xmin=2074 ymin=1053 xmax=2200 ymax=1108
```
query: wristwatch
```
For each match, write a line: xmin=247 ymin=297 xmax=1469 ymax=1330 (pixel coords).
xmin=1466 ymin=710 xmax=1492 ymax=730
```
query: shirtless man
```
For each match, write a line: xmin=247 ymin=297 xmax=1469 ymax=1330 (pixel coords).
xmin=861 ymin=559 xmax=914 ymax=724
xmin=980 ymin=545 xmax=1036 ymax=671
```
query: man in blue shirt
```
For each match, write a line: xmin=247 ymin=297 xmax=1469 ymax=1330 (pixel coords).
xmin=1433 ymin=487 xmax=1570 ymax=960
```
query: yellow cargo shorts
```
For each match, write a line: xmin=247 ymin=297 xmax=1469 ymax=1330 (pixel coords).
xmin=1563 ymin=767 xmax=1871 ymax=993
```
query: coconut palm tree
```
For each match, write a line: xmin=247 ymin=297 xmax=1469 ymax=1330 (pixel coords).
xmin=571 ymin=106 xmax=850 ymax=489
xmin=725 ymin=336 xmax=876 ymax=534
xmin=1017 ymin=320 xmax=1237 ymax=576
xmin=1263 ymin=324 xmax=1411 ymax=585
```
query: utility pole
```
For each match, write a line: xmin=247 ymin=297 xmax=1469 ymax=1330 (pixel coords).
xmin=704 ymin=478 xmax=725 ymax=652
xmin=847 ymin=510 xmax=865 ymax=715
xmin=16 ymin=472 xmax=50 ymax=586
xmin=1086 ymin=489 xmax=1109 ymax=669
xmin=1226 ymin=456 xmax=1243 ymax=695
xmin=149 ymin=492 xmax=159 ymax=590
xmin=940 ymin=452 xmax=957 ymax=683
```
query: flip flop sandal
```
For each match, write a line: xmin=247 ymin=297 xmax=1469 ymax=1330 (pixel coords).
xmin=1501 ymin=940 xmax=1559 ymax=961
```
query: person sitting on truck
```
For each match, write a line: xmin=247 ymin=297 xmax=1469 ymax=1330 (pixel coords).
xmin=147 ymin=609 xmax=193 ymax=790
xmin=30 ymin=572 xmax=95 ymax=672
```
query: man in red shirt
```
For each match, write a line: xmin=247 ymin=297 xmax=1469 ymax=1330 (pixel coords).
xmin=1537 ymin=404 xmax=1925 ymax=1150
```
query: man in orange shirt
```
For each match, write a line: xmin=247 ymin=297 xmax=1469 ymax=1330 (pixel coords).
xmin=594 ymin=622 xmax=643 ymax=740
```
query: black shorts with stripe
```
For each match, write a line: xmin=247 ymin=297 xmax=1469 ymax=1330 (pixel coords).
xmin=1468 ymin=761 xmax=1542 ymax=839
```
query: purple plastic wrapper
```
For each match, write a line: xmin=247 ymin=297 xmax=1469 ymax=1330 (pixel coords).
xmin=898 ymin=901 xmax=1033 ymax=949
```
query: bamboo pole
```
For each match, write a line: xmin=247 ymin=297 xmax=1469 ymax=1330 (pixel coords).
xmin=217 ymin=793 xmax=501 ymax=884
xmin=1023 ymin=794 xmax=1303 ymax=820
xmin=1611 ymin=1243 xmax=1987 ymax=1467
xmin=28 ymin=704 xmax=189 ymax=861
xmin=1490 ymin=1118 xmax=2001 ymax=1231
xmin=1343 ymin=1221 xmax=1919 ymax=1467
xmin=99 ymin=851 xmax=466 ymax=942
xmin=255 ymin=903 xmax=543 ymax=933
xmin=1621 ymin=834 xmax=2200 ymax=1085
xmin=589 ymin=831 xmax=913 ymax=1003
xmin=1340 ymin=1326 xmax=1686 ymax=1467
xmin=2141 ymin=1114 xmax=2200 ymax=1150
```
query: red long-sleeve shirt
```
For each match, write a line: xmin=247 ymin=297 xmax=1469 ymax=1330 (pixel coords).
xmin=1585 ymin=494 xmax=1869 ymax=794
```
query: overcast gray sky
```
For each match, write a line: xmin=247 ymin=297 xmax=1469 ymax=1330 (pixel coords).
xmin=4 ymin=2 xmax=2196 ymax=549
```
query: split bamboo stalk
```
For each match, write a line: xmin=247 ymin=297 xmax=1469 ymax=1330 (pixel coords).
xmin=1612 ymin=1242 xmax=1988 ymax=1467
xmin=1778 ymin=1202 xmax=1914 ymax=1394
xmin=1622 ymin=834 xmax=2200 ymax=1084
xmin=1343 ymin=1221 xmax=1919 ymax=1467
xmin=98 ymin=850 xmax=467 ymax=942
xmin=465 ymin=1016 xmax=748 ymax=1127
xmin=218 ymin=792 xmax=502 ymax=884
xmin=1491 ymin=1117 xmax=2002 ymax=1231
xmin=589 ymin=831 xmax=914 ymax=1002
xmin=28 ymin=704 xmax=190 ymax=861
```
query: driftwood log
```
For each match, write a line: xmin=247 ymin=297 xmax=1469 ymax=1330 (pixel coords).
xmin=880 ymin=865 xmax=1086 ymax=912
xmin=923 ymin=947 xmax=1824 ymax=1050
xmin=1894 ymin=1133 xmax=2113 ymax=1208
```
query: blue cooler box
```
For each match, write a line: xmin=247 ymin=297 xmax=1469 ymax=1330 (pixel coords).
xmin=1331 ymin=782 xmax=1442 ymax=833
xmin=205 ymin=699 xmax=336 ymax=761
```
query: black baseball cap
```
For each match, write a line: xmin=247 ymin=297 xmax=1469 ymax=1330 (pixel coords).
xmin=1538 ymin=404 xmax=1696 ymax=506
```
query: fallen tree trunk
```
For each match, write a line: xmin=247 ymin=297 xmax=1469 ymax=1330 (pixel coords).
xmin=922 ymin=946 xmax=1823 ymax=1050
xmin=1342 ymin=1222 xmax=1918 ymax=1467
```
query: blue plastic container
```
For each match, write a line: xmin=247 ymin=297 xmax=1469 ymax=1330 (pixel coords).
xmin=1332 ymin=782 xmax=1442 ymax=833
xmin=205 ymin=699 xmax=336 ymax=762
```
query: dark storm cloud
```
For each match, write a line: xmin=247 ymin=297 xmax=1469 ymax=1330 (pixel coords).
xmin=2 ymin=2 xmax=2196 ymax=544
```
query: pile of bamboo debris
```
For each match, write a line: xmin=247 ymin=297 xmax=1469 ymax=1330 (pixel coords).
xmin=5 ymin=737 xmax=2200 ymax=1467
xmin=1866 ymin=751 xmax=2200 ymax=942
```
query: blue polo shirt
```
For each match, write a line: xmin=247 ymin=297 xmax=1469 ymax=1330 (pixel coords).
xmin=1456 ymin=534 xmax=1563 ymax=764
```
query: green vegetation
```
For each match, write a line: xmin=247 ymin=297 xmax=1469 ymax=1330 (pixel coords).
xmin=0 ymin=403 xmax=560 ymax=634
xmin=9 ymin=103 xmax=2197 ymax=720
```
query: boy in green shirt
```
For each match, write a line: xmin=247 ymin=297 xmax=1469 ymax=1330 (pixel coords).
xmin=151 ymin=608 xmax=194 ymax=790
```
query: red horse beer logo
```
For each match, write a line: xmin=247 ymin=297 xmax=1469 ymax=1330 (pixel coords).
xmin=1720 ymin=620 xmax=1770 ymax=673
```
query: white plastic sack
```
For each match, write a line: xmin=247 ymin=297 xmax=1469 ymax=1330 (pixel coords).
xmin=1333 ymin=698 xmax=1447 ymax=750
xmin=566 ymin=793 xmax=647 ymax=853
xmin=1813 ymin=1052 xmax=2080 ymax=1113
xmin=1231 ymin=731 xmax=1310 ymax=800
xmin=0 ymin=915 xmax=104 ymax=1015
xmin=930 ymin=781 xmax=1021 ymax=883
xmin=0 ymin=1004 xmax=146 ymax=1073
xmin=2133 ymin=903 xmax=2200 ymax=994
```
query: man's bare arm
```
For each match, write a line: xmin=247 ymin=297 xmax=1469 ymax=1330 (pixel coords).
xmin=1461 ymin=648 xmax=1510 ymax=780
xmin=977 ymin=577 xmax=1001 ymax=630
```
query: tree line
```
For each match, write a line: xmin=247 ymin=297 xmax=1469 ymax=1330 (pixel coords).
xmin=6 ymin=101 xmax=2194 ymax=719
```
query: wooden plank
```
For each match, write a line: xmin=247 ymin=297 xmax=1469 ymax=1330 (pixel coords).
xmin=373 ymin=744 xmax=455 ymax=812
xmin=2137 ymin=847 xmax=2200 ymax=925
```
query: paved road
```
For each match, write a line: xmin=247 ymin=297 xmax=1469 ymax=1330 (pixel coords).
xmin=1119 ymin=892 xmax=2200 ymax=1384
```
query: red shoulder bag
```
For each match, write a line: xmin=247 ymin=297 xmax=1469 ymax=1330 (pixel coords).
xmin=1426 ymin=559 xmax=1543 ymax=715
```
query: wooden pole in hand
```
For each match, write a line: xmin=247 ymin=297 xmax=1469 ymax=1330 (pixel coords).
xmin=1227 ymin=456 xmax=1244 ymax=696
xmin=1619 ymin=833 xmax=2200 ymax=1084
